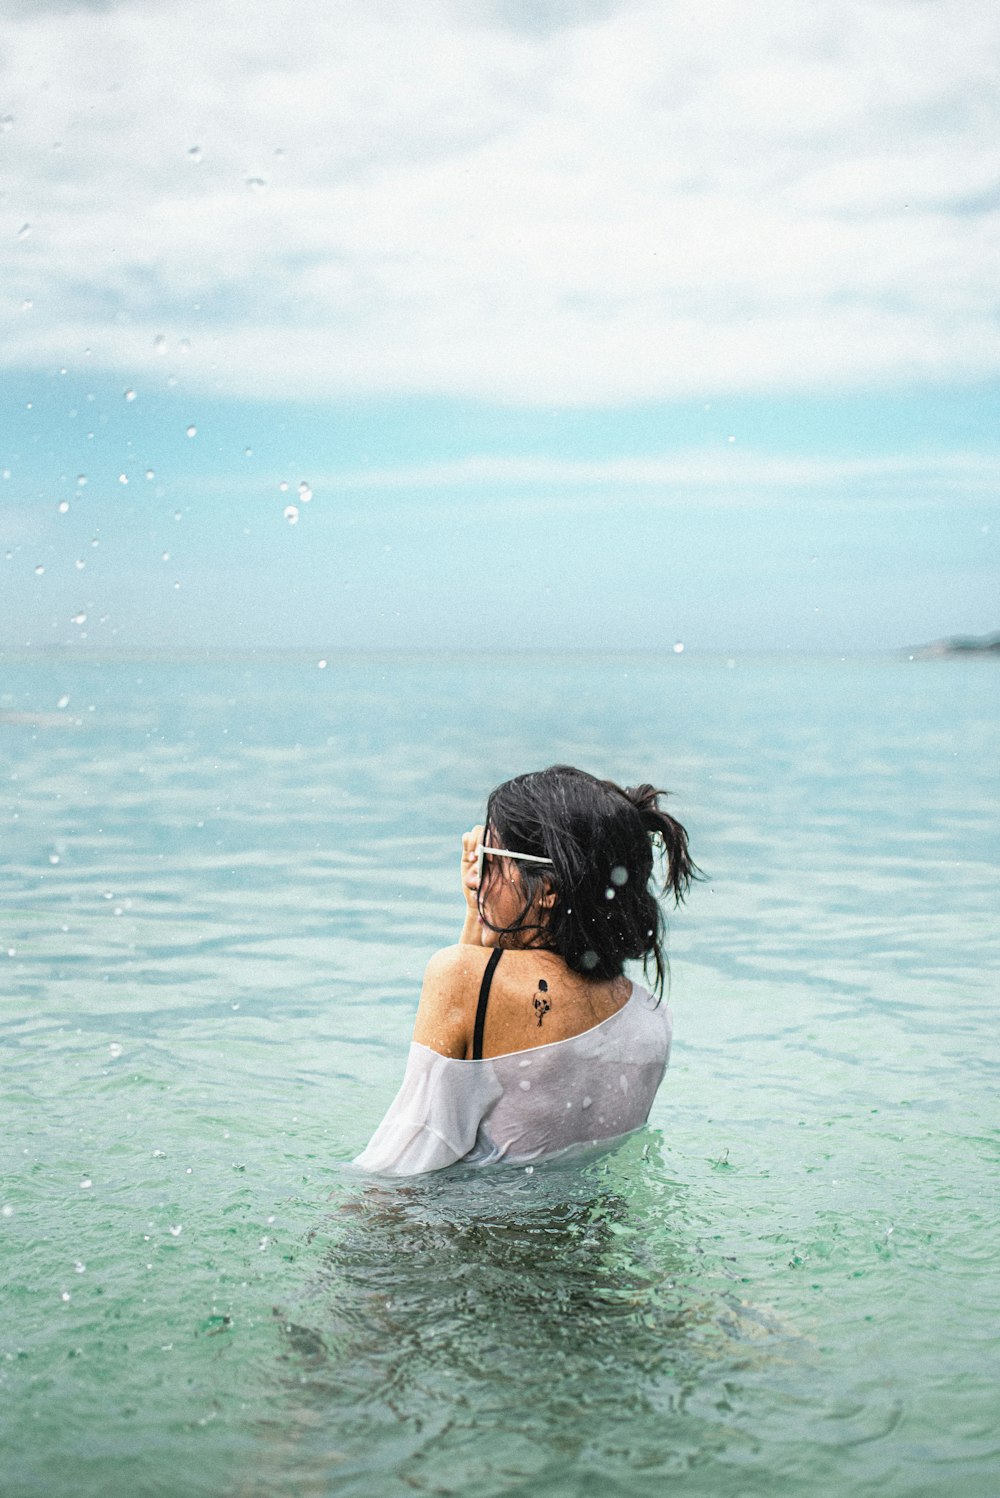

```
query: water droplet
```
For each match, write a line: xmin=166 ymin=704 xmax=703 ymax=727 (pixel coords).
xmin=145 ymin=469 xmax=155 ymax=480
xmin=124 ymin=388 xmax=136 ymax=402
xmin=185 ymin=425 xmax=196 ymax=438
xmin=91 ymin=537 xmax=99 ymax=547
xmin=283 ymin=505 xmax=299 ymax=525
xmin=17 ymin=223 xmax=30 ymax=240
xmin=71 ymin=612 xmax=87 ymax=625
xmin=298 ymin=481 xmax=312 ymax=502
xmin=173 ymin=580 xmax=181 ymax=590
xmin=278 ymin=480 xmax=289 ymax=493
xmin=20 ymin=299 xmax=33 ymax=311
xmin=245 ymin=176 xmax=267 ymax=191
xmin=57 ymin=694 xmax=70 ymax=708
xmin=187 ymin=145 xmax=202 ymax=162
xmin=610 ymin=864 xmax=628 ymax=886
xmin=0 ymin=115 xmax=13 ymax=132
xmin=604 ymin=887 xmax=615 ymax=899
xmin=619 ymin=1073 xmax=629 ymax=1094
xmin=673 ymin=641 xmax=684 ymax=654
xmin=581 ymin=949 xmax=598 ymax=970
xmin=108 ymin=1042 xmax=123 ymax=1058
xmin=727 ymin=434 xmax=736 ymax=443
xmin=61 ymin=1291 xmax=71 ymax=1302
xmin=244 ymin=447 xmax=253 ymax=458
xmin=317 ymin=659 xmax=327 ymax=669
xmin=161 ymin=552 xmax=170 ymax=562
xmin=582 ymin=1096 xmax=593 ymax=1109
xmin=58 ymin=500 xmax=69 ymax=513
xmin=76 ymin=474 xmax=87 ymax=486
xmin=74 ymin=1260 xmax=86 ymax=1273
xmin=80 ymin=1178 xmax=92 ymax=1189
xmin=154 ymin=334 xmax=167 ymax=354
xmin=168 ymin=1224 xmax=182 ymax=1237
xmin=34 ymin=564 xmax=45 ymax=576
xmin=49 ymin=853 xmax=60 ymax=865
xmin=118 ymin=473 xmax=128 ymax=485
xmin=519 ymin=1079 xmax=531 ymax=1091
xmin=6 ymin=948 xmax=15 ymax=958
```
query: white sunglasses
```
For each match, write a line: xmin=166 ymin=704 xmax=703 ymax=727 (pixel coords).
xmin=475 ymin=842 xmax=554 ymax=885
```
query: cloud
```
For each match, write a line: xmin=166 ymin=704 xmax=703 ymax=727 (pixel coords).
xmin=2 ymin=0 xmax=998 ymax=404
xmin=182 ymin=449 xmax=999 ymax=509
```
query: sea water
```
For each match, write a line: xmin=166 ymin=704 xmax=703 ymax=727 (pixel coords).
xmin=1 ymin=651 xmax=997 ymax=1498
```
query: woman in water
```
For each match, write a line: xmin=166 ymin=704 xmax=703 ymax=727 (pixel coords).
xmin=354 ymin=764 xmax=697 ymax=1176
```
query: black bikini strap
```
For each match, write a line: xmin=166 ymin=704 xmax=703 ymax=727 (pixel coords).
xmin=472 ymin=948 xmax=502 ymax=1061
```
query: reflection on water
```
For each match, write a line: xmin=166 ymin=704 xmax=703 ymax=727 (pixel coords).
xmin=248 ymin=1139 xmax=798 ymax=1497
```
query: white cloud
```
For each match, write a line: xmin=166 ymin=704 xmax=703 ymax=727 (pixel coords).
xmin=2 ymin=0 xmax=998 ymax=404
xmin=185 ymin=449 xmax=999 ymax=507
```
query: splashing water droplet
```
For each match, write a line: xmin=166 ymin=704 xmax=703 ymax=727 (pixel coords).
xmin=145 ymin=469 xmax=155 ymax=480
xmin=161 ymin=551 xmax=170 ymax=562
xmin=108 ymin=1042 xmax=123 ymax=1058
xmin=673 ymin=641 xmax=684 ymax=654
xmin=604 ymin=887 xmax=615 ymax=899
xmin=317 ymin=659 xmax=327 ymax=669
xmin=57 ymin=695 xmax=70 ymax=709
xmin=34 ymin=564 xmax=45 ymax=576
xmin=154 ymin=333 xmax=167 ymax=354
xmin=58 ymin=500 xmax=69 ymax=513
xmin=283 ymin=505 xmax=299 ymax=525
xmin=298 ymin=481 xmax=312 ymax=502
xmin=17 ymin=223 xmax=31 ymax=239
xmin=124 ymin=389 xmax=136 ymax=402
xmin=71 ymin=612 xmax=87 ymax=625
xmin=187 ymin=145 xmax=202 ymax=162
xmin=185 ymin=425 xmax=197 ymax=438
xmin=118 ymin=473 xmax=128 ymax=485
xmin=168 ymin=1224 xmax=182 ymax=1237
xmin=278 ymin=480 xmax=289 ymax=493
xmin=244 ymin=447 xmax=252 ymax=458
xmin=76 ymin=474 xmax=87 ymax=486
xmin=245 ymin=176 xmax=268 ymax=192
xmin=49 ymin=853 xmax=60 ymax=865
xmin=610 ymin=864 xmax=628 ymax=886
xmin=80 ymin=1178 xmax=92 ymax=1190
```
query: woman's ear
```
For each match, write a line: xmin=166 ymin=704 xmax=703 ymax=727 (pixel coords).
xmin=538 ymin=883 xmax=557 ymax=910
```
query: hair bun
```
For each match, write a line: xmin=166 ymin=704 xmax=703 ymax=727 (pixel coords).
xmin=624 ymin=783 xmax=661 ymax=817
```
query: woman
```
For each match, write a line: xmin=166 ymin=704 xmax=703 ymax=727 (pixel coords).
xmin=354 ymin=765 xmax=697 ymax=1176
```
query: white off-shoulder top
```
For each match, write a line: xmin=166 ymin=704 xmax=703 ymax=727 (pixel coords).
xmin=353 ymin=980 xmax=671 ymax=1177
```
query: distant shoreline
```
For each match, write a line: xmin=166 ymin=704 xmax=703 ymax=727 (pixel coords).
xmin=907 ymin=632 xmax=1000 ymax=658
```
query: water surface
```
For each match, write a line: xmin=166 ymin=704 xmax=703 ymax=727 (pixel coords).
xmin=2 ymin=652 xmax=997 ymax=1496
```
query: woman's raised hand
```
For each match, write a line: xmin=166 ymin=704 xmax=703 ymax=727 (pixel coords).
xmin=461 ymin=825 xmax=484 ymax=912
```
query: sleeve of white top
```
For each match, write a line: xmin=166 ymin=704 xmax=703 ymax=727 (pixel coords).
xmin=353 ymin=1044 xmax=503 ymax=1177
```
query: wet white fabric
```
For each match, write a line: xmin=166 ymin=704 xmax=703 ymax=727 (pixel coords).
xmin=354 ymin=981 xmax=671 ymax=1176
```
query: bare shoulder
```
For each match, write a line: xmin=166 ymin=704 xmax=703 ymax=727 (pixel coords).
xmin=412 ymin=944 xmax=492 ymax=1058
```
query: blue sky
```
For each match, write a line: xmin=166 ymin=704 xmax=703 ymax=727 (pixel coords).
xmin=2 ymin=0 xmax=998 ymax=653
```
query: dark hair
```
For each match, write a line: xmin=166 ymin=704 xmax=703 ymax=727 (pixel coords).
xmin=478 ymin=764 xmax=699 ymax=997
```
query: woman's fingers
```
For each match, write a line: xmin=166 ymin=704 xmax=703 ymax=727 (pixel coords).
xmin=462 ymin=825 xmax=484 ymax=901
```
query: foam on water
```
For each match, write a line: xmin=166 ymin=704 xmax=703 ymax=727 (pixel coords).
xmin=1 ymin=652 xmax=997 ymax=1497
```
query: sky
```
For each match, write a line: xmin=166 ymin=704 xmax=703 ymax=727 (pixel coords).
xmin=1 ymin=0 xmax=998 ymax=654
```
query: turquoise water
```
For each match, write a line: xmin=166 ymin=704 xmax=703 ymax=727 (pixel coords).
xmin=2 ymin=652 xmax=997 ymax=1498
